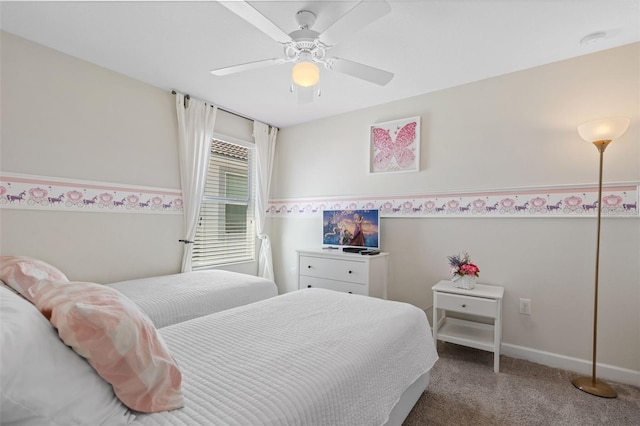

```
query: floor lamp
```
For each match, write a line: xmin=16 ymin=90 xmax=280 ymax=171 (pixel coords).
xmin=572 ymin=116 xmax=630 ymax=398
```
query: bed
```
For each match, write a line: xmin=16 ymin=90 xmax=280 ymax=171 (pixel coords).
xmin=105 ymin=270 xmax=278 ymax=328
xmin=1 ymin=256 xmax=438 ymax=426
xmin=132 ymin=288 xmax=437 ymax=425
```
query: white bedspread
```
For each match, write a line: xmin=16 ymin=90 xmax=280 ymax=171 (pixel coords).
xmin=133 ymin=288 xmax=438 ymax=426
xmin=106 ymin=270 xmax=278 ymax=328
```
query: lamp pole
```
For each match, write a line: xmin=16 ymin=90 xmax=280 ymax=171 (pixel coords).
xmin=572 ymin=116 xmax=630 ymax=398
xmin=571 ymin=139 xmax=617 ymax=398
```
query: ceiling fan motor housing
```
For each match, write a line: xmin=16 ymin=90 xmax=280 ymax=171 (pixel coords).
xmin=285 ymin=28 xmax=327 ymax=64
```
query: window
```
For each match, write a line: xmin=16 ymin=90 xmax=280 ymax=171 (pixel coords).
xmin=192 ymin=138 xmax=255 ymax=268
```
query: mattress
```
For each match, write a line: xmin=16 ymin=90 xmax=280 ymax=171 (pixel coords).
xmin=133 ymin=288 xmax=438 ymax=426
xmin=106 ymin=270 xmax=278 ymax=328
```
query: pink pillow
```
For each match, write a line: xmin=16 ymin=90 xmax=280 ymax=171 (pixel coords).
xmin=0 ymin=256 xmax=68 ymax=303
xmin=31 ymin=280 xmax=184 ymax=413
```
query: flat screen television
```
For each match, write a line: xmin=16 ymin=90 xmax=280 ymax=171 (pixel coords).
xmin=322 ymin=209 xmax=380 ymax=250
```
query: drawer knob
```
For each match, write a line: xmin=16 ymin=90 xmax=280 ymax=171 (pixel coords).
xmin=348 ymin=270 xmax=352 ymax=274
xmin=348 ymin=291 xmax=353 ymax=294
xmin=307 ymin=265 xmax=311 ymax=268
xmin=307 ymin=285 xmax=312 ymax=288
xmin=461 ymin=304 xmax=467 ymax=308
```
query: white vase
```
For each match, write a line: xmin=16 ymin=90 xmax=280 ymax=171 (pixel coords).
xmin=452 ymin=274 xmax=476 ymax=289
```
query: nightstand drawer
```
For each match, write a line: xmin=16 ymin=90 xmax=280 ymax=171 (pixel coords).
xmin=299 ymin=276 xmax=368 ymax=295
xmin=436 ymin=292 xmax=498 ymax=318
xmin=299 ymin=255 xmax=368 ymax=284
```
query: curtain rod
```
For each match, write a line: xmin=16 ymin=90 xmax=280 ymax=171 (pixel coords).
xmin=171 ymin=90 xmax=276 ymax=129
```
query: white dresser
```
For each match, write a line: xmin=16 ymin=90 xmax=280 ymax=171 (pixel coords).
xmin=297 ymin=249 xmax=388 ymax=299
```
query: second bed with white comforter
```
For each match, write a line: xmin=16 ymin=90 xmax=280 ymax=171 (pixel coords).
xmin=106 ymin=270 xmax=278 ymax=328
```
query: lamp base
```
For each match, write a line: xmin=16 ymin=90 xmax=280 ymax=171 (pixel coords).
xmin=572 ymin=376 xmax=617 ymax=398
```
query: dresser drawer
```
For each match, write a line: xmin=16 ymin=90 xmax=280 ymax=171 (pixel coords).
xmin=299 ymin=255 xmax=368 ymax=284
xmin=299 ymin=276 xmax=368 ymax=295
xmin=435 ymin=292 xmax=498 ymax=318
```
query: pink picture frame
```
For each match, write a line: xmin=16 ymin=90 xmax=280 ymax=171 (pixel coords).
xmin=369 ymin=116 xmax=421 ymax=174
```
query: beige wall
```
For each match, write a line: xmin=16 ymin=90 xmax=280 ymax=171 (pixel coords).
xmin=0 ymin=31 xmax=256 ymax=282
xmin=1 ymin=29 xmax=638 ymax=380
xmin=269 ymin=43 xmax=640 ymax=376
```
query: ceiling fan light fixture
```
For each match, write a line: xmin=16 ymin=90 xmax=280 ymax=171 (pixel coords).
xmin=292 ymin=61 xmax=320 ymax=87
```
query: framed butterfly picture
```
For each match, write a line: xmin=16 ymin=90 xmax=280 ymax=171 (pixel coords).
xmin=369 ymin=116 xmax=421 ymax=174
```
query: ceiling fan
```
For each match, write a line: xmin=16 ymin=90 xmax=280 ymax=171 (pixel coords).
xmin=211 ymin=1 xmax=394 ymax=95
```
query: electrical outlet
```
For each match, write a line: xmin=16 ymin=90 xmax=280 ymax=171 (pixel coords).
xmin=519 ymin=298 xmax=532 ymax=315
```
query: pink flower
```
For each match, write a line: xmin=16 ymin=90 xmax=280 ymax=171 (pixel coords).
xmin=460 ymin=263 xmax=479 ymax=276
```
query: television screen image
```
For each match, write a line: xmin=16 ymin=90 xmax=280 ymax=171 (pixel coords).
xmin=322 ymin=209 xmax=380 ymax=250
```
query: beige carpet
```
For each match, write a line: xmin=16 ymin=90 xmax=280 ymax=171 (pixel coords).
xmin=403 ymin=342 xmax=640 ymax=425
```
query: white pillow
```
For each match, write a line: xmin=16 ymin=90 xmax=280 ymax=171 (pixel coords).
xmin=1 ymin=279 xmax=23 ymax=298
xmin=0 ymin=285 xmax=135 ymax=425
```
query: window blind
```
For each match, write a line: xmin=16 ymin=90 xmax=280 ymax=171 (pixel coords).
xmin=192 ymin=139 xmax=255 ymax=268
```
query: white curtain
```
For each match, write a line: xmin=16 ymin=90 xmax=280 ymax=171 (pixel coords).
xmin=175 ymin=94 xmax=217 ymax=272
xmin=254 ymin=121 xmax=278 ymax=281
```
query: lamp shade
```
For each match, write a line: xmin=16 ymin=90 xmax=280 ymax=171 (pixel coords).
xmin=577 ymin=117 xmax=630 ymax=142
xmin=292 ymin=61 xmax=320 ymax=87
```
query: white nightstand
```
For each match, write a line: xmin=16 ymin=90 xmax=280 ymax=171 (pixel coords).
xmin=432 ymin=280 xmax=504 ymax=372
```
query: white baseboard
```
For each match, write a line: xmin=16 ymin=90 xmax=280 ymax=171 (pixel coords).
xmin=427 ymin=309 xmax=639 ymax=388
xmin=501 ymin=343 xmax=640 ymax=388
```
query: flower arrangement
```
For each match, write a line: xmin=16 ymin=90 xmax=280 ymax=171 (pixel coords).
xmin=447 ymin=252 xmax=480 ymax=279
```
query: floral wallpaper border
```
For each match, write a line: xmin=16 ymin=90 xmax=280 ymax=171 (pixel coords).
xmin=266 ymin=183 xmax=639 ymax=218
xmin=0 ymin=173 xmax=183 ymax=215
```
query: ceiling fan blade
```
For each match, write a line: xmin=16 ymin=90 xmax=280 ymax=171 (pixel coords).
xmin=320 ymin=1 xmax=391 ymax=47
xmin=329 ymin=58 xmax=394 ymax=86
xmin=210 ymin=58 xmax=285 ymax=76
xmin=218 ymin=1 xmax=292 ymax=44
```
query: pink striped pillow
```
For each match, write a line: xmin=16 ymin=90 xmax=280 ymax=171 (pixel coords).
xmin=0 ymin=256 xmax=68 ymax=303
xmin=31 ymin=280 xmax=184 ymax=413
